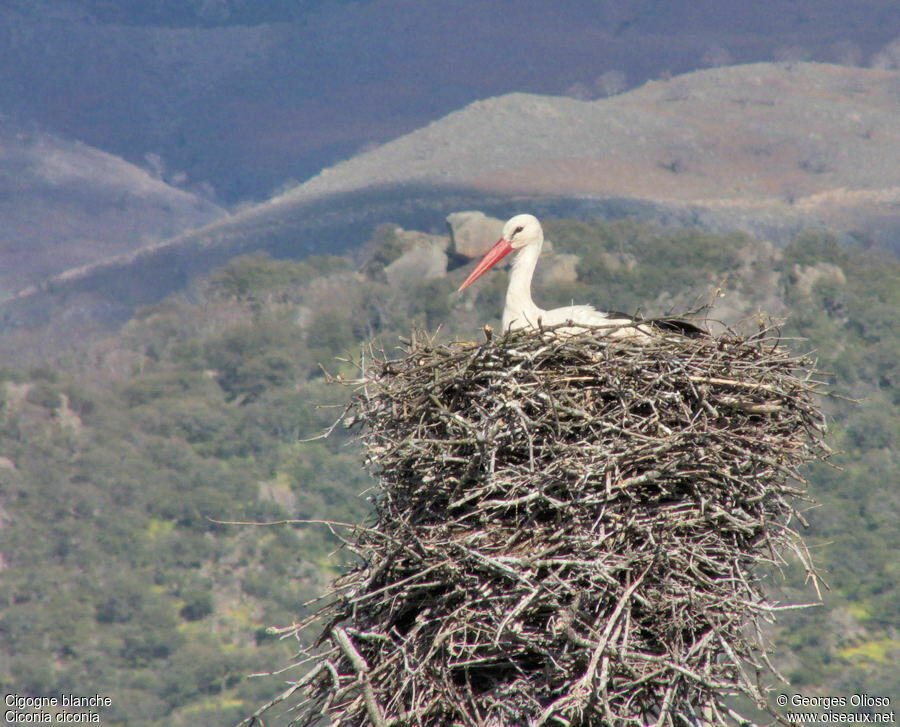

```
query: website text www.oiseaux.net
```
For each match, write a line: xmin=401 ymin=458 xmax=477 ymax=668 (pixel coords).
xmin=778 ymin=694 xmax=894 ymax=724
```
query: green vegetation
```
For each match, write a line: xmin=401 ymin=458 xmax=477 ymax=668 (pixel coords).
xmin=0 ymin=221 xmax=897 ymax=724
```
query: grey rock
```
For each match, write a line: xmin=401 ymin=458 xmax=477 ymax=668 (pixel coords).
xmin=791 ymin=261 xmax=846 ymax=298
xmin=446 ymin=211 xmax=504 ymax=259
xmin=538 ymin=252 xmax=580 ymax=285
xmin=384 ymin=232 xmax=449 ymax=288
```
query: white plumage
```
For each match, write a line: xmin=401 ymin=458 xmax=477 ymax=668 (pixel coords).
xmin=458 ymin=213 xmax=653 ymax=337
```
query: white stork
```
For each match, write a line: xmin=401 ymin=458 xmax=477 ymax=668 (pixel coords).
xmin=457 ymin=213 xmax=704 ymax=338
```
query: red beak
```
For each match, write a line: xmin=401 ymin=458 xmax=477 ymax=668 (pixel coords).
xmin=457 ymin=237 xmax=514 ymax=291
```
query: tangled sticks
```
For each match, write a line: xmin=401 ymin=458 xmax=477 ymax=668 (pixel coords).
xmin=279 ymin=324 xmax=828 ymax=727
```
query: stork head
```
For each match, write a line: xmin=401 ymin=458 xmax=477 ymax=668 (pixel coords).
xmin=457 ymin=214 xmax=543 ymax=291
xmin=503 ymin=213 xmax=543 ymax=250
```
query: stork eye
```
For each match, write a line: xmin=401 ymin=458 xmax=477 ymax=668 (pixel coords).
xmin=513 ymin=226 xmax=524 ymax=235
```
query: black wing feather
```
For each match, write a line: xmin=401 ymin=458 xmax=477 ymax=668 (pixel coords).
xmin=606 ymin=311 xmax=707 ymax=338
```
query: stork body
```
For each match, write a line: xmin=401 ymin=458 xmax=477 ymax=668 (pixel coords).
xmin=459 ymin=214 xmax=701 ymax=338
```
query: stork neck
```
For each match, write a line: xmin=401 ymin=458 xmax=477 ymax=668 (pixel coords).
xmin=503 ymin=240 xmax=544 ymax=329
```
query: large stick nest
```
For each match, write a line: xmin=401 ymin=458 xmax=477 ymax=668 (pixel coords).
xmin=270 ymin=323 xmax=829 ymax=727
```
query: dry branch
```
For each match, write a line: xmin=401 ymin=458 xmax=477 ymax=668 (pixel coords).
xmin=270 ymin=323 xmax=828 ymax=727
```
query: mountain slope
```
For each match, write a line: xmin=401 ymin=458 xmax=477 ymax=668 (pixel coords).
xmin=1 ymin=220 xmax=897 ymax=725
xmin=289 ymin=63 xmax=900 ymax=209
xmin=4 ymin=1 xmax=900 ymax=203
xmin=3 ymin=63 xmax=900 ymax=355
xmin=0 ymin=121 xmax=226 ymax=298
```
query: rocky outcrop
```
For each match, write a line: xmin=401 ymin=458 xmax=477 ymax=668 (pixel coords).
xmin=384 ymin=231 xmax=450 ymax=288
xmin=537 ymin=252 xmax=580 ymax=286
xmin=446 ymin=211 xmax=504 ymax=259
xmin=791 ymin=262 xmax=847 ymax=298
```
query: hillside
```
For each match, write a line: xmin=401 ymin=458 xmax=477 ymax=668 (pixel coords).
xmin=1 ymin=217 xmax=897 ymax=725
xmin=0 ymin=120 xmax=225 ymax=299
xmin=3 ymin=63 xmax=900 ymax=358
xmin=3 ymin=1 xmax=900 ymax=203
xmin=288 ymin=63 xmax=900 ymax=239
